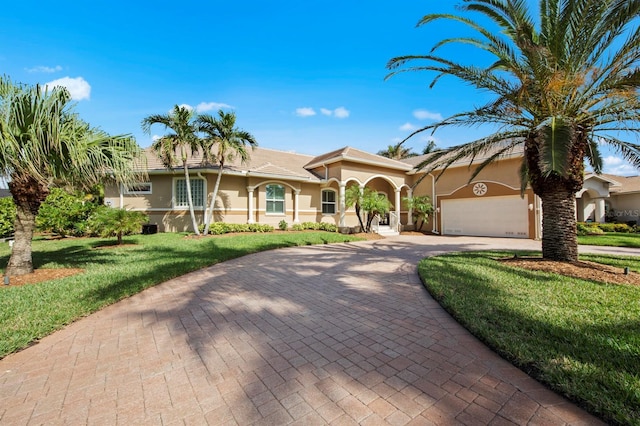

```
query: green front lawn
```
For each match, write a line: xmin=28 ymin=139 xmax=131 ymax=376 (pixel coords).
xmin=418 ymin=251 xmax=640 ymax=425
xmin=578 ymin=232 xmax=640 ymax=248
xmin=0 ymin=232 xmax=362 ymax=358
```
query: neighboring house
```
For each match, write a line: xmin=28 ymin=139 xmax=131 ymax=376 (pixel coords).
xmin=0 ymin=189 xmax=10 ymax=198
xmin=104 ymin=145 xmax=637 ymax=239
xmin=577 ymin=174 xmax=640 ymax=225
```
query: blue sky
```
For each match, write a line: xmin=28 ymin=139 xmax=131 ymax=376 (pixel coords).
xmin=1 ymin=0 xmax=638 ymax=175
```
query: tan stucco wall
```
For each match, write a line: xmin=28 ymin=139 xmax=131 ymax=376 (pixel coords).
xmin=102 ymin=155 xmax=536 ymax=234
xmin=409 ymin=158 xmax=535 ymax=238
xmin=610 ymin=193 xmax=640 ymax=224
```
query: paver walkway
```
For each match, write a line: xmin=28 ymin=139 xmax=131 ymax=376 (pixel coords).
xmin=0 ymin=236 xmax=606 ymax=425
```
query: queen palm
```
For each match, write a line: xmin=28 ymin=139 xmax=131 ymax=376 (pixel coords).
xmin=0 ymin=76 xmax=143 ymax=276
xmin=197 ymin=110 xmax=257 ymax=235
xmin=387 ymin=0 xmax=640 ymax=261
xmin=142 ymin=105 xmax=202 ymax=235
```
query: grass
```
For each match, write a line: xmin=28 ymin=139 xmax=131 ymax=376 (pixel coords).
xmin=418 ymin=251 xmax=640 ymax=426
xmin=0 ymin=231 xmax=363 ymax=358
xmin=578 ymin=232 xmax=640 ymax=248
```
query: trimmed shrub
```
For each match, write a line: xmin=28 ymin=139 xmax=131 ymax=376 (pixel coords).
xmin=599 ymin=222 xmax=633 ymax=233
xmin=36 ymin=188 xmax=101 ymax=237
xmin=278 ymin=220 xmax=288 ymax=231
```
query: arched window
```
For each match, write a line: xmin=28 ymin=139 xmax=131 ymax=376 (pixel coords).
xmin=266 ymin=184 xmax=285 ymax=214
xmin=322 ymin=189 xmax=336 ymax=214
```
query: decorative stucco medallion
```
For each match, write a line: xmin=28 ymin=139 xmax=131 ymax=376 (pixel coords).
xmin=473 ymin=182 xmax=488 ymax=196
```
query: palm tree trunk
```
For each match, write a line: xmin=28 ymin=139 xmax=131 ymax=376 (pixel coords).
xmin=203 ymin=167 xmax=223 ymax=235
xmin=5 ymin=178 xmax=48 ymax=276
xmin=6 ymin=202 xmax=37 ymax=276
xmin=182 ymin=163 xmax=200 ymax=235
xmin=354 ymin=204 xmax=365 ymax=231
xmin=540 ymin=188 xmax=579 ymax=261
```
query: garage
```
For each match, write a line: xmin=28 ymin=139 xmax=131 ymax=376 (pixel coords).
xmin=441 ymin=195 xmax=529 ymax=238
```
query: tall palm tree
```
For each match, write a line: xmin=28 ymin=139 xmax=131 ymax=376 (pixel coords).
xmin=197 ymin=110 xmax=257 ymax=235
xmin=142 ymin=105 xmax=202 ymax=235
xmin=0 ymin=76 xmax=143 ymax=276
xmin=387 ymin=0 xmax=640 ymax=261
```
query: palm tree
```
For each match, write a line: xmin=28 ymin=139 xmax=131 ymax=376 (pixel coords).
xmin=0 ymin=76 xmax=143 ymax=276
xmin=377 ymin=143 xmax=417 ymax=159
xmin=197 ymin=110 xmax=257 ymax=235
xmin=344 ymin=184 xmax=366 ymax=231
xmin=387 ymin=0 xmax=640 ymax=261
xmin=142 ymin=105 xmax=202 ymax=235
xmin=422 ymin=140 xmax=439 ymax=155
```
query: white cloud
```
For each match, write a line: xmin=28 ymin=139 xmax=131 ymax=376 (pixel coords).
xmin=602 ymin=155 xmax=639 ymax=176
xmin=196 ymin=101 xmax=233 ymax=112
xmin=44 ymin=76 xmax=91 ymax=100
xmin=399 ymin=122 xmax=417 ymax=132
xmin=413 ymin=109 xmax=443 ymax=121
xmin=152 ymin=135 xmax=162 ymax=141
xmin=26 ymin=65 xmax=62 ymax=74
xmin=177 ymin=103 xmax=193 ymax=111
xmin=295 ymin=107 xmax=316 ymax=117
xmin=320 ymin=108 xmax=333 ymax=116
xmin=333 ymin=107 xmax=350 ymax=119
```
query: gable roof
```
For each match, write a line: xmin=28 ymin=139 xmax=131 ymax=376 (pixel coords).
xmin=305 ymin=146 xmax=413 ymax=171
xmin=142 ymin=145 xmax=414 ymax=181
xmin=598 ymin=173 xmax=640 ymax=194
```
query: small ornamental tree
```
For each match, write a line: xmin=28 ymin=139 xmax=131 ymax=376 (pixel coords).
xmin=403 ymin=195 xmax=434 ymax=231
xmin=344 ymin=184 xmax=366 ymax=231
xmin=89 ymin=207 xmax=148 ymax=245
xmin=360 ymin=188 xmax=391 ymax=232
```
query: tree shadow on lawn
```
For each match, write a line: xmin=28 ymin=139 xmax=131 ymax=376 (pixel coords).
xmin=99 ymin=238 xmax=610 ymax=424
xmin=420 ymin=253 xmax=639 ymax=424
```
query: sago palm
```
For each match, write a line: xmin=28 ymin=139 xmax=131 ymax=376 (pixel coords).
xmin=387 ymin=0 xmax=640 ymax=261
xmin=142 ymin=105 xmax=202 ymax=235
xmin=0 ymin=76 xmax=143 ymax=275
xmin=197 ymin=110 xmax=257 ymax=235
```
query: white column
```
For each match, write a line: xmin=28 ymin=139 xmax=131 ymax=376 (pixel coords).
xmin=293 ymin=189 xmax=300 ymax=224
xmin=339 ymin=183 xmax=346 ymax=227
xmin=407 ymin=188 xmax=413 ymax=226
xmin=247 ymin=186 xmax=255 ymax=224
xmin=595 ymin=198 xmax=606 ymax=223
xmin=394 ymin=188 xmax=401 ymax=228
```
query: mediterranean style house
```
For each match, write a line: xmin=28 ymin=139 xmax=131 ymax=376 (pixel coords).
xmin=103 ymin=145 xmax=639 ymax=239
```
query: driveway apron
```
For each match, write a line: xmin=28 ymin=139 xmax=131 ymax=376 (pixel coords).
xmin=0 ymin=236 xmax=604 ymax=425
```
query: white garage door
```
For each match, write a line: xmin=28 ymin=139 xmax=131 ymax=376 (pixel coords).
xmin=441 ymin=195 xmax=529 ymax=238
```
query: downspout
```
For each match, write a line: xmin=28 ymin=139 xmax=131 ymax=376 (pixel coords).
xmin=197 ymin=172 xmax=206 ymax=219
xmin=429 ymin=173 xmax=439 ymax=234
xmin=119 ymin=184 xmax=124 ymax=208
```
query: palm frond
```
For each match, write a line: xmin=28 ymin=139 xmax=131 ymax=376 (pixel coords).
xmin=536 ymin=116 xmax=575 ymax=177
xmin=600 ymin=136 xmax=640 ymax=169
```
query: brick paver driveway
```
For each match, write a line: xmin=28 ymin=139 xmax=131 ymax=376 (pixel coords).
xmin=0 ymin=236 xmax=603 ymax=425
